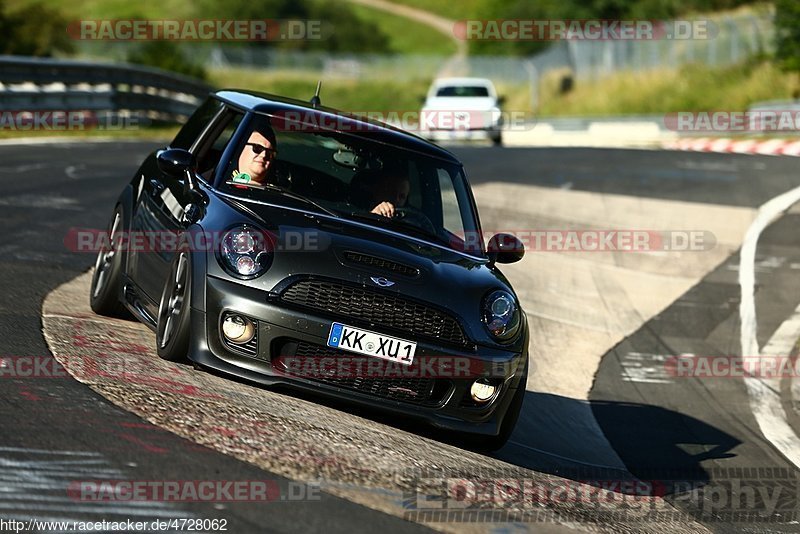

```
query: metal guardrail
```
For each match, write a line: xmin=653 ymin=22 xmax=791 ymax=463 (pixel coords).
xmin=748 ymin=99 xmax=800 ymax=112
xmin=0 ymin=56 xmax=213 ymax=122
xmin=534 ymin=115 xmax=669 ymax=131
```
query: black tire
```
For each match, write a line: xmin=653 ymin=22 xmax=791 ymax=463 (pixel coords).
xmin=156 ymin=249 xmax=192 ymax=361
xmin=89 ymin=206 xmax=127 ymax=317
xmin=463 ymin=357 xmax=528 ymax=452
xmin=491 ymin=132 xmax=503 ymax=147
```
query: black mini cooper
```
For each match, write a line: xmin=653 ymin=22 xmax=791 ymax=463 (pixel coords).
xmin=89 ymin=90 xmax=528 ymax=450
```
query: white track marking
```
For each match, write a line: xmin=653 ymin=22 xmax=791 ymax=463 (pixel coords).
xmin=620 ymin=352 xmax=674 ymax=384
xmin=0 ymin=448 xmax=193 ymax=522
xmin=740 ymin=184 xmax=800 ymax=468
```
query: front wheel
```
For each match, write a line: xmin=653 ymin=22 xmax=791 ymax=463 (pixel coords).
xmin=156 ymin=250 xmax=192 ymax=361
xmin=89 ymin=206 xmax=127 ymax=317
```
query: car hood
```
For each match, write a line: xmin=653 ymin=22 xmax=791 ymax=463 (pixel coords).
xmin=203 ymin=194 xmax=521 ymax=347
xmin=423 ymin=96 xmax=498 ymax=111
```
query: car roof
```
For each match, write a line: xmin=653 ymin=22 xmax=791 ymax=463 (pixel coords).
xmin=431 ymin=77 xmax=496 ymax=88
xmin=212 ymin=89 xmax=461 ymax=164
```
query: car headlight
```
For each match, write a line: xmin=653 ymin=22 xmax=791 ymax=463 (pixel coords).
xmin=482 ymin=290 xmax=520 ymax=341
xmin=218 ymin=225 xmax=273 ymax=279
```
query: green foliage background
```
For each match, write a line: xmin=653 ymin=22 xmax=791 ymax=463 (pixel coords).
xmin=469 ymin=0 xmax=762 ymax=56
xmin=0 ymin=0 xmax=73 ymax=56
xmin=774 ymin=0 xmax=800 ymax=72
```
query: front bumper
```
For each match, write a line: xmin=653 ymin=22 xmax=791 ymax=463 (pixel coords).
xmin=188 ymin=275 xmax=528 ymax=436
xmin=420 ymin=127 xmax=501 ymax=143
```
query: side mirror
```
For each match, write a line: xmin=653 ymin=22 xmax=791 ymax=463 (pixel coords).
xmin=157 ymin=148 xmax=196 ymax=180
xmin=487 ymin=233 xmax=524 ymax=264
xmin=496 ymin=95 xmax=507 ymax=107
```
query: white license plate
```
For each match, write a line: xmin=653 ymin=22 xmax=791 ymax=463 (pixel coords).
xmin=327 ymin=322 xmax=416 ymax=365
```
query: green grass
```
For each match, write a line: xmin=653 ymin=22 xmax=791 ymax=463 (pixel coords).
xmin=209 ymin=68 xmax=432 ymax=113
xmin=347 ymin=3 xmax=455 ymax=55
xmin=537 ymin=60 xmax=799 ymax=116
xmin=387 ymin=0 xmax=486 ymax=20
xmin=5 ymin=58 xmax=795 ymax=140
xmin=5 ymin=0 xmax=196 ymax=19
xmin=6 ymin=0 xmax=457 ymax=55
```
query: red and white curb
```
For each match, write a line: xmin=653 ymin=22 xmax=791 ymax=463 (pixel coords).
xmin=663 ymin=137 xmax=800 ymax=156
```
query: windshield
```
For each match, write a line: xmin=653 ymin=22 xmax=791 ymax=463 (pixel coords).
xmin=216 ymin=112 xmax=483 ymax=255
xmin=436 ymin=86 xmax=490 ymax=97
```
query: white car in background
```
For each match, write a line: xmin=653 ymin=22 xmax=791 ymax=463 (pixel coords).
xmin=419 ymin=77 xmax=504 ymax=146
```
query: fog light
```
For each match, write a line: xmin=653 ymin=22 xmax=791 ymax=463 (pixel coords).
xmin=470 ymin=379 xmax=496 ymax=403
xmin=222 ymin=314 xmax=255 ymax=344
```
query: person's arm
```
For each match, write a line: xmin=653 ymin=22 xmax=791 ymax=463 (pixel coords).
xmin=371 ymin=201 xmax=396 ymax=218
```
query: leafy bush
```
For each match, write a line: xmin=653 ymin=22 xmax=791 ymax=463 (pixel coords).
xmin=468 ymin=0 xmax=762 ymax=56
xmin=196 ymin=0 xmax=391 ymax=53
xmin=127 ymin=41 xmax=208 ymax=80
xmin=0 ymin=1 xmax=74 ymax=56
xmin=774 ymin=0 xmax=800 ymax=73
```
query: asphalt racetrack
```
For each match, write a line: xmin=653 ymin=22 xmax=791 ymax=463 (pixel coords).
xmin=2 ymin=139 xmax=800 ymax=533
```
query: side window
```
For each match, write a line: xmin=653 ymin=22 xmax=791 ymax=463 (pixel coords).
xmin=437 ymin=168 xmax=464 ymax=236
xmin=171 ymin=98 xmax=222 ymax=150
xmin=194 ymin=108 xmax=245 ymax=180
xmin=406 ymin=161 xmax=422 ymax=209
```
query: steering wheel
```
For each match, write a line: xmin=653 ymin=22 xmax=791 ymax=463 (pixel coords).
xmin=393 ymin=207 xmax=438 ymax=236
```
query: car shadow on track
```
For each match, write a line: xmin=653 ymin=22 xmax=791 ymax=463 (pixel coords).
xmin=494 ymin=391 xmax=740 ymax=496
xmin=193 ymin=363 xmax=739 ymax=498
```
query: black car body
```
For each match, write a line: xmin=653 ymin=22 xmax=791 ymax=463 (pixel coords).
xmin=90 ymin=90 xmax=529 ymax=449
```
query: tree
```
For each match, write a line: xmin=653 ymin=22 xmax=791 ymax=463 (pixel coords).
xmin=774 ymin=0 xmax=800 ymax=73
xmin=0 ymin=1 xmax=74 ymax=56
xmin=197 ymin=0 xmax=391 ymax=53
xmin=127 ymin=41 xmax=207 ymax=80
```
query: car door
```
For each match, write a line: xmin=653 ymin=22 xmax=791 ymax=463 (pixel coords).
xmin=129 ymin=99 xmax=244 ymax=314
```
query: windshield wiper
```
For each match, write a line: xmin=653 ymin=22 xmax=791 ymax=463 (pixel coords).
xmin=226 ymin=181 xmax=339 ymax=218
xmin=346 ymin=212 xmax=447 ymax=246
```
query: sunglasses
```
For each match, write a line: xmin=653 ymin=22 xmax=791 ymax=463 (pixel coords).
xmin=246 ymin=143 xmax=277 ymax=157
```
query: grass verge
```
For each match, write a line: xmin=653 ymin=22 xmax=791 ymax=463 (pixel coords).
xmin=209 ymin=69 xmax=433 ymax=113
xmin=388 ymin=0 xmax=485 ymax=20
xmin=347 ymin=3 xmax=456 ymax=55
xmin=537 ymin=60 xmax=799 ymax=116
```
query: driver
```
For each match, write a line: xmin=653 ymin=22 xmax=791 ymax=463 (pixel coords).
xmin=231 ymin=117 xmax=279 ymax=186
xmin=369 ymin=173 xmax=410 ymax=218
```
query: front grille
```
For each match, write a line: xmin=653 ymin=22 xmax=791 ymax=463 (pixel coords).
xmin=280 ymin=279 xmax=470 ymax=347
xmin=274 ymin=340 xmax=450 ymax=405
xmin=343 ymin=251 xmax=420 ymax=278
